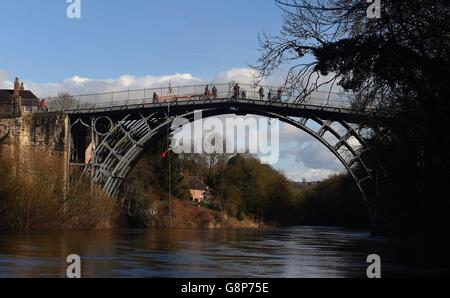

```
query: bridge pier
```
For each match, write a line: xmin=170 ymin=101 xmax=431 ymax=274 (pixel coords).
xmin=0 ymin=112 xmax=70 ymax=195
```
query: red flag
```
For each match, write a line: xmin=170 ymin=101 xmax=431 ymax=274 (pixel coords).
xmin=161 ymin=148 xmax=170 ymax=159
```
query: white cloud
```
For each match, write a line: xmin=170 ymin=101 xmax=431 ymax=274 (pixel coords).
xmin=0 ymin=68 xmax=266 ymax=98
xmin=279 ymin=122 xmax=342 ymax=171
xmin=279 ymin=122 xmax=312 ymax=143
xmin=286 ymin=169 xmax=340 ymax=182
xmin=22 ymin=73 xmax=205 ymax=98
xmin=0 ymin=70 xmax=12 ymax=89
xmin=281 ymin=141 xmax=341 ymax=171
xmin=213 ymin=68 xmax=260 ymax=85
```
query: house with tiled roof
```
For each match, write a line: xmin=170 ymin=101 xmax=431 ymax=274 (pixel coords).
xmin=0 ymin=77 xmax=40 ymax=115
xmin=188 ymin=176 xmax=210 ymax=204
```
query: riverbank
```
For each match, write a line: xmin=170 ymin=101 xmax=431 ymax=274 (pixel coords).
xmin=0 ymin=151 xmax=264 ymax=231
xmin=122 ymin=194 xmax=265 ymax=230
xmin=0 ymin=149 xmax=366 ymax=232
xmin=0 ymin=152 xmax=118 ymax=230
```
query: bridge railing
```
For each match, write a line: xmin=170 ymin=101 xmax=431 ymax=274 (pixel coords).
xmin=44 ymin=83 xmax=351 ymax=112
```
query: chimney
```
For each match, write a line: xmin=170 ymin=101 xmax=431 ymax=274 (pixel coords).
xmin=13 ymin=77 xmax=20 ymax=98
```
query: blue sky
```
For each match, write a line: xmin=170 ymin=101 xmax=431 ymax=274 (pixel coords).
xmin=0 ymin=0 xmax=344 ymax=181
xmin=1 ymin=0 xmax=282 ymax=82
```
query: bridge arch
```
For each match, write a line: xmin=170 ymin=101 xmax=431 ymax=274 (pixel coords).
xmin=75 ymin=104 xmax=377 ymax=224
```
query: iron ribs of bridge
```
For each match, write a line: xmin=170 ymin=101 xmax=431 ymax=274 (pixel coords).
xmin=67 ymin=97 xmax=377 ymax=226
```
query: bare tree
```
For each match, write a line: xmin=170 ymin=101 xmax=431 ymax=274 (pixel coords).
xmin=253 ymin=0 xmax=367 ymax=103
xmin=253 ymin=0 xmax=450 ymax=108
xmin=46 ymin=92 xmax=79 ymax=111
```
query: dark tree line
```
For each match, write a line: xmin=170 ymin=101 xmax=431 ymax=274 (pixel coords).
xmin=254 ymin=0 xmax=450 ymax=268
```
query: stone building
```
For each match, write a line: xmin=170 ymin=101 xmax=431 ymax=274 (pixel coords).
xmin=0 ymin=77 xmax=40 ymax=116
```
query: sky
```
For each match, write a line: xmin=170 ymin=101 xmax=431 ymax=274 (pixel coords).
xmin=0 ymin=0 xmax=284 ymax=82
xmin=0 ymin=0 xmax=344 ymax=181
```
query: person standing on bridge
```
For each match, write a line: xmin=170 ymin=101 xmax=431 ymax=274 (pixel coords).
xmin=233 ymin=83 xmax=240 ymax=100
xmin=153 ymin=92 xmax=159 ymax=103
xmin=212 ymin=86 xmax=218 ymax=99
xmin=241 ymin=90 xmax=247 ymax=99
xmin=204 ymin=85 xmax=210 ymax=98
xmin=258 ymin=87 xmax=265 ymax=100
xmin=277 ymin=88 xmax=283 ymax=102
xmin=40 ymin=99 xmax=48 ymax=112
xmin=268 ymin=90 xmax=272 ymax=103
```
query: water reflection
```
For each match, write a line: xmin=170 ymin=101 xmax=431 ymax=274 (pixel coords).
xmin=0 ymin=227 xmax=407 ymax=278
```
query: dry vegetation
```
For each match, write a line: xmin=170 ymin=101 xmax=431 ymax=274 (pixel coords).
xmin=0 ymin=150 xmax=259 ymax=231
xmin=124 ymin=192 xmax=262 ymax=229
xmin=0 ymin=150 xmax=120 ymax=231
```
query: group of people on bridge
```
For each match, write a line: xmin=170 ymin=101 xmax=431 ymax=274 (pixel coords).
xmin=232 ymin=83 xmax=284 ymax=102
xmin=203 ymin=85 xmax=218 ymax=99
xmin=257 ymin=85 xmax=283 ymax=103
xmin=151 ymin=83 xmax=284 ymax=104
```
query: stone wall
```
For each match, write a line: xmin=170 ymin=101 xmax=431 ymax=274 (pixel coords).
xmin=0 ymin=112 xmax=71 ymax=201
xmin=0 ymin=112 xmax=69 ymax=159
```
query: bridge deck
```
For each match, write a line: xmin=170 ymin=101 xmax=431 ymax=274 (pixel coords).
xmin=65 ymin=96 xmax=369 ymax=122
xmin=57 ymin=82 xmax=375 ymax=122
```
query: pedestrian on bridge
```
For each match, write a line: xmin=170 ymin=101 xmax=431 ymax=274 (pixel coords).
xmin=258 ymin=87 xmax=265 ymax=100
xmin=204 ymin=85 xmax=211 ymax=98
xmin=241 ymin=90 xmax=247 ymax=99
xmin=39 ymin=99 xmax=48 ymax=112
xmin=233 ymin=83 xmax=240 ymax=100
xmin=268 ymin=90 xmax=272 ymax=102
xmin=212 ymin=86 xmax=218 ymax=99
xmin=277 ymin=88 xmax=283 ymax=102
xmin=153 ymin=92 xmax=159 ymax=103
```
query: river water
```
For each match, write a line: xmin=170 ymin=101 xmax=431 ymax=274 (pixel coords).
xmin=0 ymin=226 xmax=411 ymax=278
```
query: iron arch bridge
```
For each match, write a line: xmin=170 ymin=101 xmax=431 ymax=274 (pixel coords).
xmin=62 ymin=83 xmax=381 ymax=225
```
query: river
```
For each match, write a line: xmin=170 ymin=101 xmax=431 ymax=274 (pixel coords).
xmin=0 ymin=226 xmax=411 ymax=278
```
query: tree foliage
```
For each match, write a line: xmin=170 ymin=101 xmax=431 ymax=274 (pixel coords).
xmin=254 ymin=0 xmax=450 ymax=252
xmin=124 ymin=135 xmax=369 ymax=228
